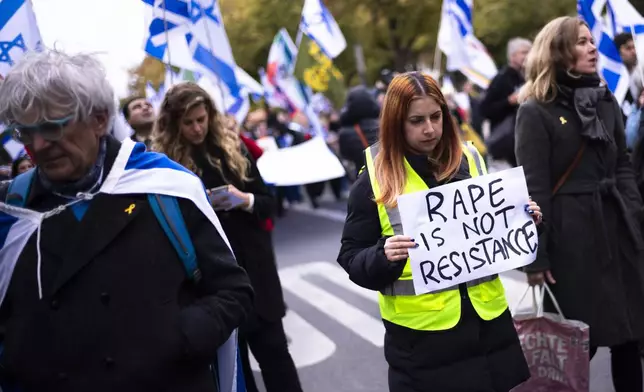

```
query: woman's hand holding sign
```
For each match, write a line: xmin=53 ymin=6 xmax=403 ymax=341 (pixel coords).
xmin=384 ymin=235 xmax=417 ymax=262
xmin=525 ymin=199 xmax=543 ymax=225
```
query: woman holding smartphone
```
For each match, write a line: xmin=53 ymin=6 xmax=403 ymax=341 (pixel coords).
xmin=152 ymin=82 xmax=303 ymax=392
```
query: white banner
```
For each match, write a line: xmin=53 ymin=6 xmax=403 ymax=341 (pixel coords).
xmin=256 ymin=136 xmax=346 ymax=186
xmin=397 ymin=167 xmax=537 ymax=294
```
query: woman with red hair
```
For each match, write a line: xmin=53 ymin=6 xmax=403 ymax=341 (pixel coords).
xmin=337 ymin=72 xmax=538 ymax=391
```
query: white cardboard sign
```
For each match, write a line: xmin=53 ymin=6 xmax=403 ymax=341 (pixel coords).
xmin=397 ymin=167 xmax=538 ymax=295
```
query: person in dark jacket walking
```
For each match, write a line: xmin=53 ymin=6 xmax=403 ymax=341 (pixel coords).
xmin=152 ymin=82 xmax=303 ymax=392
xmin=337 ymin=71 xmax=536 ymax=392
xmin=338 ymin=85 xmax=380 ymax=175
xmin=516 ymin=16 xmax=644 ymax=392
xmin=0 ymin=50 xmax=253 ymax=392
xmin=480 ymin=37 xmax=531 ymax=166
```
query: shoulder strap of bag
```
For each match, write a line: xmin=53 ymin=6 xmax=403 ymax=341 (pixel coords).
xmin=149 ymin=193 xmax=245 ymax=392
xmin=147 ymin=194 xmax=201 ymax=283
xmin=6 ymin=168 xmax=36 ymax=207
xmin=552 ymin=141 xmax=587 ymax=195
xmin=353 ymin=124 xmax=369 ymax=148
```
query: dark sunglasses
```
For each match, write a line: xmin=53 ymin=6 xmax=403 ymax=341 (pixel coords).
xmin=9 ymin=116 xmax=74 ymax=145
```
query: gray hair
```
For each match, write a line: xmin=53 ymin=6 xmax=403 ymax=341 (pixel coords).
xmin=0 ymin=49 xmax=115 ymax=126
xmin=507 ymin=37 xmax=533 ymax=60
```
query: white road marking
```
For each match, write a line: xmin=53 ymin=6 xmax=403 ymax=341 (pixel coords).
xmin=248 ymin=262 xmax=531 ymax=370
xmin=279 ymin=262 xmax=385 ymax=347
xmin=249 ymin=310 xmax=336 ymax=371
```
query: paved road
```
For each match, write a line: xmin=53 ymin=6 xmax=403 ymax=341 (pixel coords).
xmin=247 ymin=192 xmax=628 ymax=392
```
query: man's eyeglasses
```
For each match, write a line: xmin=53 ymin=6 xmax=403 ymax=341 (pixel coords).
xmin=9 ymin=116 xmax=74 ymax=145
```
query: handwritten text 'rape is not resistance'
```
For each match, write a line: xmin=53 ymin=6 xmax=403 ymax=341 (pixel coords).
xmin=397 ymin=167 xmax=538 ymax=294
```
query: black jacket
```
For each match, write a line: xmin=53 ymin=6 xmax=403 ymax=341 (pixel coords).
xmin=194 ymin=145 xmax=285 ymax=323
xmin=479 ymin=66 xmax=524 ymax=127
xmin=337 ymin=154 xmax=529 ymax=392
xmin=0 ymin=137 xmax=254 ymax=392
xmin=516 ymin=89 xmax=644 ymax=347
xmin=338 ymin=86 xmax=380 ymax=172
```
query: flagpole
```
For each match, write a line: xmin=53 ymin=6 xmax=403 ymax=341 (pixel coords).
xmin=433 ymin=43 xmax=442 ymax=79
xmin=161 ymin=0 xmax=174 ymax=86
xmin=199 ymin=4 xmax=229 ymax=114
xmin=296 ymin=27 xmax=304 ymax=48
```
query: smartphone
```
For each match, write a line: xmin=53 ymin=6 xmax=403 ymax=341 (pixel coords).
xmin=209 ymin=185 xmax=230 ymax=195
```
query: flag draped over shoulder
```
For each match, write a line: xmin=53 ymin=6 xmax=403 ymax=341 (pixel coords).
xmin=0 ymin=138 xmax=240 ymax=392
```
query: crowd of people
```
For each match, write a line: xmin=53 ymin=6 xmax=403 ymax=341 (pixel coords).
xmin=2 ymin=13 xmax=644 ymax=392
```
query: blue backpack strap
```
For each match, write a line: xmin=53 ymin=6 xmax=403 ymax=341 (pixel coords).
xmin=6 ymin=168 xmax=36 ymax=207
xmin=147 ymin=194 xmax=201 ymax=282
xmin=148 ymin=194 xmax=246 ymax=392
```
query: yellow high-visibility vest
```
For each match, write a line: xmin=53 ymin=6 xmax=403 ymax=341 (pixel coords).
xmin=364 ymin=142 xmax=508 ymax=331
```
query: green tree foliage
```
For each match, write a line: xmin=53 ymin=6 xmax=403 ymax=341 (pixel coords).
xmin=221 ymin=0 xmax=579 ymax=86
xmin=474 ymin=0 xmax=576 ymax=63
xmin=130 ymin=0 xmax=644 ymax=96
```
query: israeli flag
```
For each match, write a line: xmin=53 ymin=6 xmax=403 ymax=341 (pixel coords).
xmin=225 ymin=90 xmax=250 ymax=125
xmin=299 ymin=0 xmax=346 ymax=59
xmin=0 ymin=138 xmax=241 ymax=392
xmin=578 ymin=0 xmax=630 ymax=104
xmin=142 ymin=0 xmax=242 ymax=98
xmin=0 ymin=0 xmax=43 ymax=79
xmin=0 ymin=129 xmax=25 ymax=160
xmin=146 ymin=81 xmax=166 ymax=113
xmin=437 ymin=0 xmax=498 ymax=88
xmin=605 ymin=0 xmax=644 ymax=36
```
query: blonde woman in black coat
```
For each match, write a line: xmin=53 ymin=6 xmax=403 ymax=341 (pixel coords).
xmin=516 ymin=16 xmax=644 ymax=391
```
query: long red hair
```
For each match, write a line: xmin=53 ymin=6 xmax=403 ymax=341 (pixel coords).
xmin=375 ymin=72 xmax=463 ymax=207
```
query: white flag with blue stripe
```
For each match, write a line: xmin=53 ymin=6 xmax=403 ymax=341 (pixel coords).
xmin=605 ymin=0 xmax=644 ymax=36
xmin=299 ymin=0 xmax=346 ymax=59
xmin=0 ymin=137 xmax=241 ymax=392
xmin=0 ymin=128 xmax=25 ymax=160
xmin=142 ymin=0 xmax=241 ymax=99
xmin=146 ymin=81 xmax=166 ymax=113
xmin=0 ymin=0 xmax=43 ymax=79
xmin=578 ymin=0 xmax=630 ymax=104
xmin=437 ymin=0 xmax=498 ymax=88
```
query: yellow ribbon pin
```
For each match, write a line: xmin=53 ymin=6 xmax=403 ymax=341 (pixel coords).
xmin=559 ymin=116 xmax=567 ymax=125
xmin=124 ymin=204 xmax=136 ymax=215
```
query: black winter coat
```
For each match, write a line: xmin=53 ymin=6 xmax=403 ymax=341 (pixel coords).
xmin=337 ymin=154 xmax=529 ymax=392
xmin=516 ymin=89 xmax=644 ymax=347
xmin=194 ymin=145 xmax=285 ymax=322
xmin=0 ymin=137 xmax=254 ymax=392
xmin=480 ymin=66 xmax=524 ymax=128
xmin=338 ymin=86 xmax=380 ymax=172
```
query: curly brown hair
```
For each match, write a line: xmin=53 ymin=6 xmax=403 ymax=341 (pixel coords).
xmin=151 ymin=82 xmax=249 ymax=183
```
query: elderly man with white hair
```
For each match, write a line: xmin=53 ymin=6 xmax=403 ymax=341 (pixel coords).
xmin=480 ymin=37 xmax=533 ymax=167
xmin=0 ymin=50 xmax=253 ymax=392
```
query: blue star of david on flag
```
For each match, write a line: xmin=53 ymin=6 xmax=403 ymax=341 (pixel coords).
xmin=299 ymin=0 xmax=346 ymax=59
xmin=301 ymin=1 xmax=334 ymax=35
xmin=189 ymin=0 xmax=219 ymax=24
xmin=0 ymin=0 xmax=43 ymax=78
xmin=0 ymin=34 xmax=26 ymax=66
